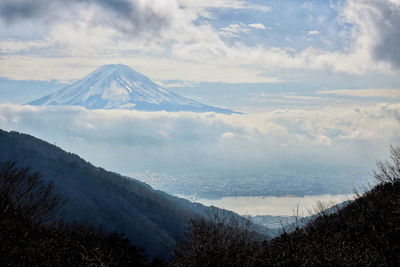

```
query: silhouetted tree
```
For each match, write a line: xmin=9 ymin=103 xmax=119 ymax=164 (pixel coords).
xmin=0 ymin=161 xmax=63 ymax=223
xmin=374 ymin=144 xmax=400 ymax=184
xmin=172 ymin=209 xmax=265 ymax=267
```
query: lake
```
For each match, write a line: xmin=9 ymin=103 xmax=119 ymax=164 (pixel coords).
xmin=175 ymin=194 xmax=353 ymax=216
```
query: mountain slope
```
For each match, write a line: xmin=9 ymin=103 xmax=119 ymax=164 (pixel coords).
xmin=28 ymin=64 xmax=235 ymax=114
xmin=0 ymin=129 xmax=268 ymax=259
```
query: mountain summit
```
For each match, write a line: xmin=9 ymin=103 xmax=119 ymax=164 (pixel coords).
xmin=28 ymin=64 xmax=235 ymax=114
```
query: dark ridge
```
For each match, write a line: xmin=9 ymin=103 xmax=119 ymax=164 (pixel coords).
xmin=0 ymin=129 xmax=271 ymax=259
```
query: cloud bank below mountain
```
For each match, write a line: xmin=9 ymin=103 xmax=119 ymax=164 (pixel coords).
xmin=0 ymin=103 xmax=399 ymax=176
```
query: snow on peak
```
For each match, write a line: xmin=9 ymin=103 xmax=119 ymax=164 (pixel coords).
xmin=28 ymin=64 xmax=236 ymax=114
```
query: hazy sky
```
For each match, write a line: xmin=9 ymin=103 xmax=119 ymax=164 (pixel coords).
xmin=0 ymin=0 xmax=400 ymax=195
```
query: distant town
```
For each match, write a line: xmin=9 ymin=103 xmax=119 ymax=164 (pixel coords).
xmin=131 ymin=170 xmax=370 ymax=199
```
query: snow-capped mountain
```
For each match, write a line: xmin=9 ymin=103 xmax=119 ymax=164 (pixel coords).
xmin=28 ymin=64 xmax=235 ymax=114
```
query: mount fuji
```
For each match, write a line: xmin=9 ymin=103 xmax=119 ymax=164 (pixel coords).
xmin=28 ymin=64 xmax=236 ymax=114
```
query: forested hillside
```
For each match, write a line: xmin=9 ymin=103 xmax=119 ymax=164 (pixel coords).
xmin=0 ymin=129 xmax=270 ymax=259
xmin=0 ymin=162 xmax=152 ymax=265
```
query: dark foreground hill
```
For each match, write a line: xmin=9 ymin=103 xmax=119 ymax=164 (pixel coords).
xmin=172 ymin=146 xmax=400 ymax=266
xmin=0 ymin=162 xmax=149 ymax=266
xmin=0 ymin=129 xmax=269 ymax=259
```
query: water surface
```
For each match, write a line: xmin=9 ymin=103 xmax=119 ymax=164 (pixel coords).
xmin=176 ymin=194 xmax=353 ymax=216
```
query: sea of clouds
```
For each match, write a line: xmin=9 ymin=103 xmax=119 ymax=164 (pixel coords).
xmin=0 ymin=103 xmax=399 ymax=176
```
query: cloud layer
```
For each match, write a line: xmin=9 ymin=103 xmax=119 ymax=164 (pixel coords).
xmin=0 ymin=103 xmax=399 ymax=175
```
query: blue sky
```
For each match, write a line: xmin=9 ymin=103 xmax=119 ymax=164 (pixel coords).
xmin=0 ymin=0 xmax=400 ymax=195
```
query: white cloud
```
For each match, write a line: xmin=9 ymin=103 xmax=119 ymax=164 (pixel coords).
xmin=340 ymin=0 xmax=400 ymax=69
xmin=155 ymin=80 xmax=195 ymax=88
xmin=221 ymin=132 xmax=235 ymax=139
xmin=282 ymin=94 xmax=324 ymax=101
xmin=219 ymin=23 xmax=251 ymax=37
xmin=178 ymin=0 xmax=271 ymax=13
xmin=219 ymin=23 xmax=269 ymax=37
xmin=248 ymin=23 xmax=266 ymax=30
xmin=307 ymin=30 xmax=320 ymax=35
